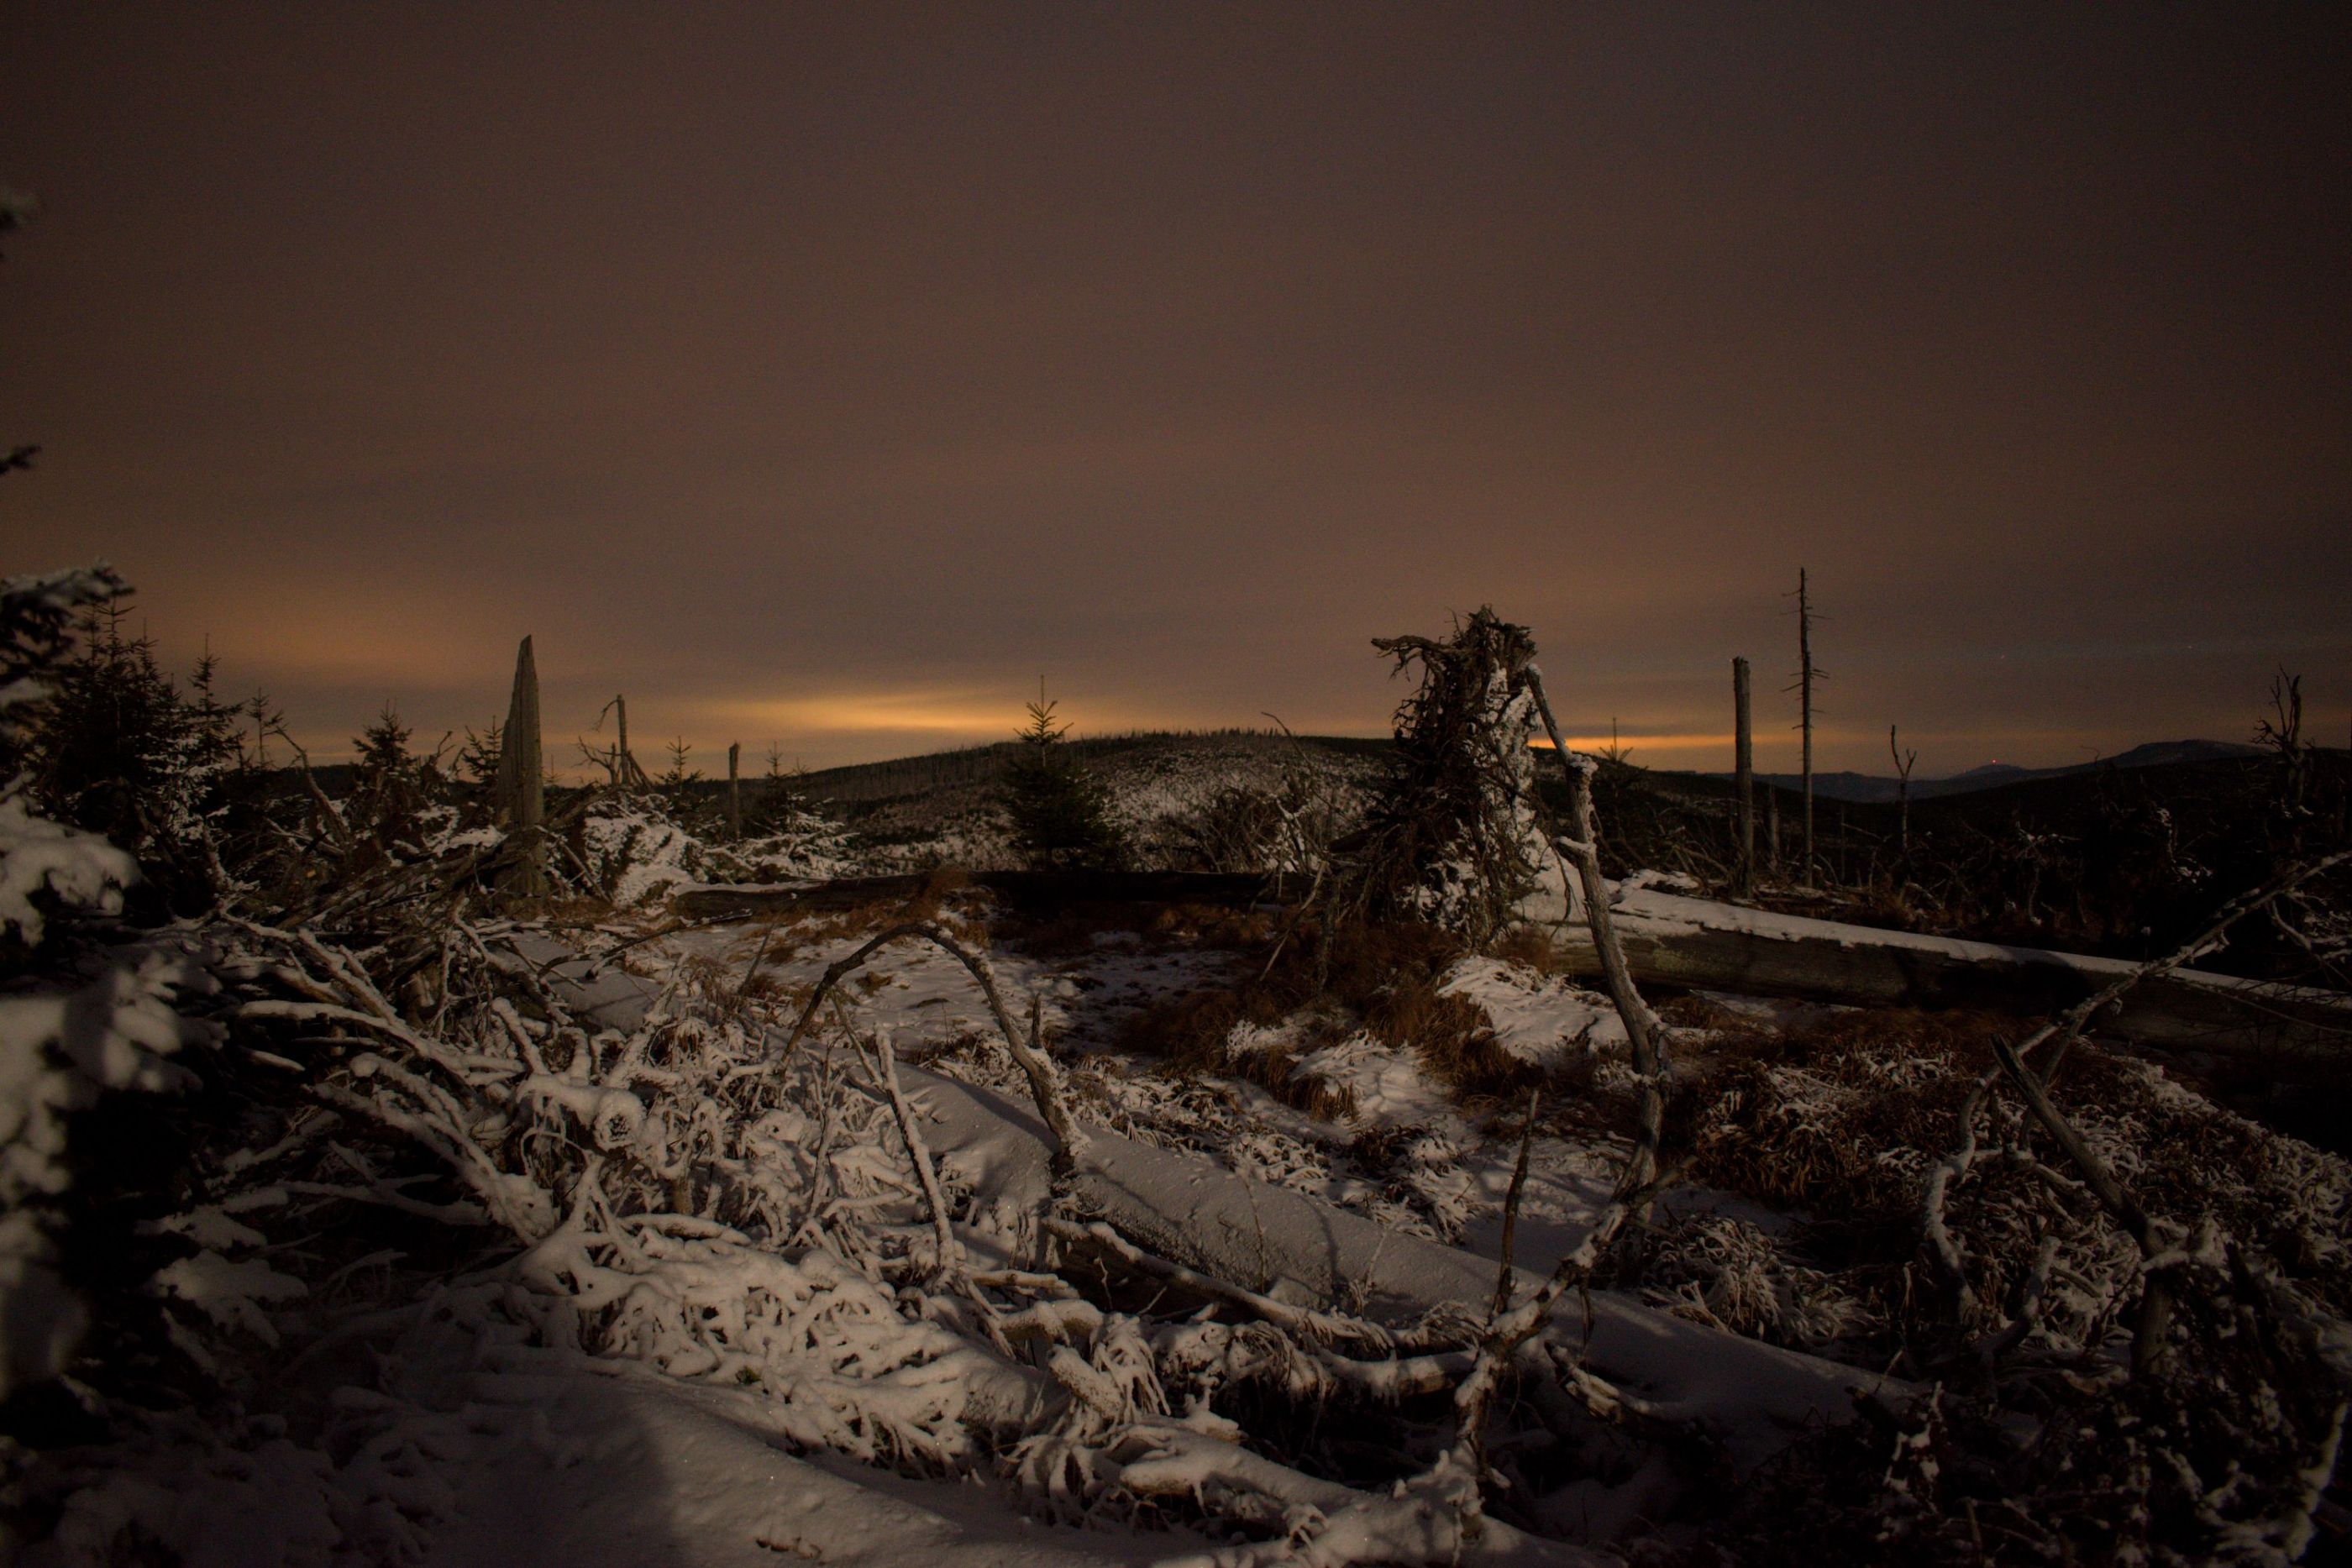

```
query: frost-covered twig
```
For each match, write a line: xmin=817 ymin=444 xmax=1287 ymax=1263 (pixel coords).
xmin=843 ymin=1005 xmax=963 ymax=1281
xmin=775 ymin=920 xmax=1089 ymax=1173
xmin=1918 ymin=852 xmax=2352 ymax=1358
xmin=1043 ymin=1216 xmax=1394 ymax=1353
xmin=1921 ymin=1078 xmax=1992 ymax=1308
xmin=1448 ymin=1177 xmax=1651 ymax=1470
xmin=1488 ymin=1086 xmax=1540 ymax=1323
xmin=2035 ymin=847 xmax=2352 ymax=1083
xmin=234 ymin=999 xmax=476 ymax=1081
xmin=264 ymin=721 xmax=354 ymax=852
xmin=1990 ymin=1035 xmax=2174 ymax=1374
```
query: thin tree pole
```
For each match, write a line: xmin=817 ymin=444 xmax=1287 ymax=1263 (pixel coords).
xmin=1525 ymin=665 xmax=1668 ymax=1197
xmin=727 ymin=742 xmax=743 ymax=839
xmin=1734 ymin=656 xmax=1755 ymax=899
xmin=1890 ymin=723 xmax=1917 ymax=877
xmin=615 ymin=695 xmax=634 ymax=794
xmin=495 ymin=635 xmax=546 ymax=899
xmin=1794 ymin=568 xmax=1819 ymax=890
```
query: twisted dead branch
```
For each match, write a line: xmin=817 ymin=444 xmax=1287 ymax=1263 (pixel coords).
xmin=1923 ymin=848 xmax=2352 ymax=1377
xmin=1525 ymin=662 xmax=1668 ymax=1194
xmin=774 ymin=920 xmax=1089 ymax=1174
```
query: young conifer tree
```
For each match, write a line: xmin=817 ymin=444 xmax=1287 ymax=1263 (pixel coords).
xmin=1000 ymin=694 xmax=1126 ymax=871
xmin=33 ymin=600 xmax=245 ymax=889
xmin=349 ymin=701 xmax=436 ymax=857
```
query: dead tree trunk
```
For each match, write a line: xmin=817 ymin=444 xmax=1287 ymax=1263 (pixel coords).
xmin=616 ymin=695 xmax=641 ymax=792
xmin=1525 ymin=665 xmax=1668 ymax=1195
xmin=1734 ymin=656 xmax=1755 ymax=899
xmin=727 ymin=742 xmax=743 ymax=839
xmin=1767 ymin=784 xmax=1782 ymax=878
xmin=592 ymin=695 xmax=651 ymax=792
xmin=495 ymin=635 xmax=547 ymax=899
xmin=1890 ymin=724 xmax=1917 ymax=878
xmin=1794 ymin=568 xmax=1818 ymax=889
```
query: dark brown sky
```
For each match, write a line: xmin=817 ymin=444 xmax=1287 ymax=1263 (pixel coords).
xmin=5 ymin=4 xmax=2346 ymax=774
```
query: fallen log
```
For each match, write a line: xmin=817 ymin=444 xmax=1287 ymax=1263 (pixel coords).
xmin=1537 ymin=881 xmax=2352 ymax=1061
xmin=679 ymin=869 xmax=2352 ymax=1058
xmin=672 ymin=869 xmax=1277 ymax=920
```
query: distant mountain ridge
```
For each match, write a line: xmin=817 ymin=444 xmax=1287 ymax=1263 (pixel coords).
xmin=1712 ymin=739 xmax=2265 ymax=805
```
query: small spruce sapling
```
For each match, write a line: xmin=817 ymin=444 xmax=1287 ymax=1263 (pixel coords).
xmin=348 ymin=701 xmax=441 ymax=859
xmin=1000 ymin=694 xmax=1126 ymax=872
xmin=30 ymin=596 xmax=247 ymax=900
xmin=659 ymin=736 xmax=704 ymax=816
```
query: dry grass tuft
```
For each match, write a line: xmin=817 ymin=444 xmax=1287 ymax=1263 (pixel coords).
xmin=1488 ymin=921 xmax=1567 ymax=977
xmin=1672 ymin=1009 xmax=1998 ymax=1219
xmin=1116 ymin=915 xmax=1551 ymax=1119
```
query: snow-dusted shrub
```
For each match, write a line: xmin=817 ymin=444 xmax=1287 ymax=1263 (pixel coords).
xmin=580 ymin=795 xmax=851 ymax=907
xmin=1153 ymin=746 xmax=1357 ymax=879
xmin=1675 ymin=1007 xmax=2352 ymax=1375
xmin=1350 ymin=610 xmax=1551 ymax=945
xmin=0 ymin=564 xmax=218 ymax=1401
xmin=0 ymin=794 xmax=134 ymax=951
xmin=22 ymin=606 xmax=248 ymax=896
xmin=0 ymin=943 xmax=214 ymax=1398
xmin=580 ymin=802 xmax=701 ymax=906
xmin=1000 ymin=697 xmax=1128 ymax=872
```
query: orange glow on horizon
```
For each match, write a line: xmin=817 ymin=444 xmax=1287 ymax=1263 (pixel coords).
xmin=696 ymin=690 xmax=1159 ymax=740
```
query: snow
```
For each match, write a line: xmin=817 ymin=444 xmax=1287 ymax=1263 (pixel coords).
xmin=1 ymin=944 xmax=215 ymax=1397
xmin=547 ymin=926 xmax=1897 ymax=1469
xmin=49 ymin=834 xmax=2276 ymax=1557
xmin=900 ymin=1067 xmax=1901 ymax=1469
xmin=0 ymin=792 xmax=137 ymax=946
xmin=634 ymin=907 xmax=1898 ymax=1468
xmin=150 ymin=1249 xmax=308 ymax=1345
xmin=581 ymin=801 xmax=854 ymax=908
xmin=1292 ymin=1030 xmax=1460 ymax=1130
xmin=425 ymin=1363 xmax=1179 ymax=1567
xmin=1436 ymin=956 xmax=1625 ymax=1063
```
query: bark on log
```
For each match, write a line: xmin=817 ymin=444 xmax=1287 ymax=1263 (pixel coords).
xmin=1542 ymin=886 xmax=2352 ymax=1062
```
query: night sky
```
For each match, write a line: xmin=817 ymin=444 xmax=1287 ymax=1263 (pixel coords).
xmin=4 ymin=5 xmax=2345 ymax=774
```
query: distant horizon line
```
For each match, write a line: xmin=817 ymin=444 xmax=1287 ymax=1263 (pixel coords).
xmin=258 ymin=724 xmax=2292 ymax=789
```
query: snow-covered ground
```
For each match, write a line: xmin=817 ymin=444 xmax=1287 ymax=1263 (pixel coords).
xmin=642 ymin=908 xmax=1782 ymax=1320
xmin=18 ymin=873 xmax=2349 ymax=1565
xmin=837 ymin=734 xmax=1382 ymax=873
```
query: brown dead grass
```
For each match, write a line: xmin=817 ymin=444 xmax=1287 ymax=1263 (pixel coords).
xmin=530 ymin=894 xmax=620 ymax=926
xmin=900 ymin=863 xmax=971 ymax=924
xmin=1670 ymin=1009 xmax=2002 ymax=1219
xmin=759 ymin=869 xmax=994 ymax=957
xmin=1488 ymin=922 xmax=1567 ymax=978
xmin=1662 ymin=1003 xmax=2352 ymax=1353
xmin=1118 ymin=916 xmax=1549 ymax=1120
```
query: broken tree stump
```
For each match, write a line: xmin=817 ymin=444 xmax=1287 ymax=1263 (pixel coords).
xmin=494 ymin=635 xmax=547 ymax=899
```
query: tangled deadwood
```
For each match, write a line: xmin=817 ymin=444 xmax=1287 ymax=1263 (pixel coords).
xmin=1351 ymin=609 xmax=1549 ymax=947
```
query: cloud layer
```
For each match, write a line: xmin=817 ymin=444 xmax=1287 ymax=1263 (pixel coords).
xmin=4 ymin=7 xmax=2344 ymax=774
